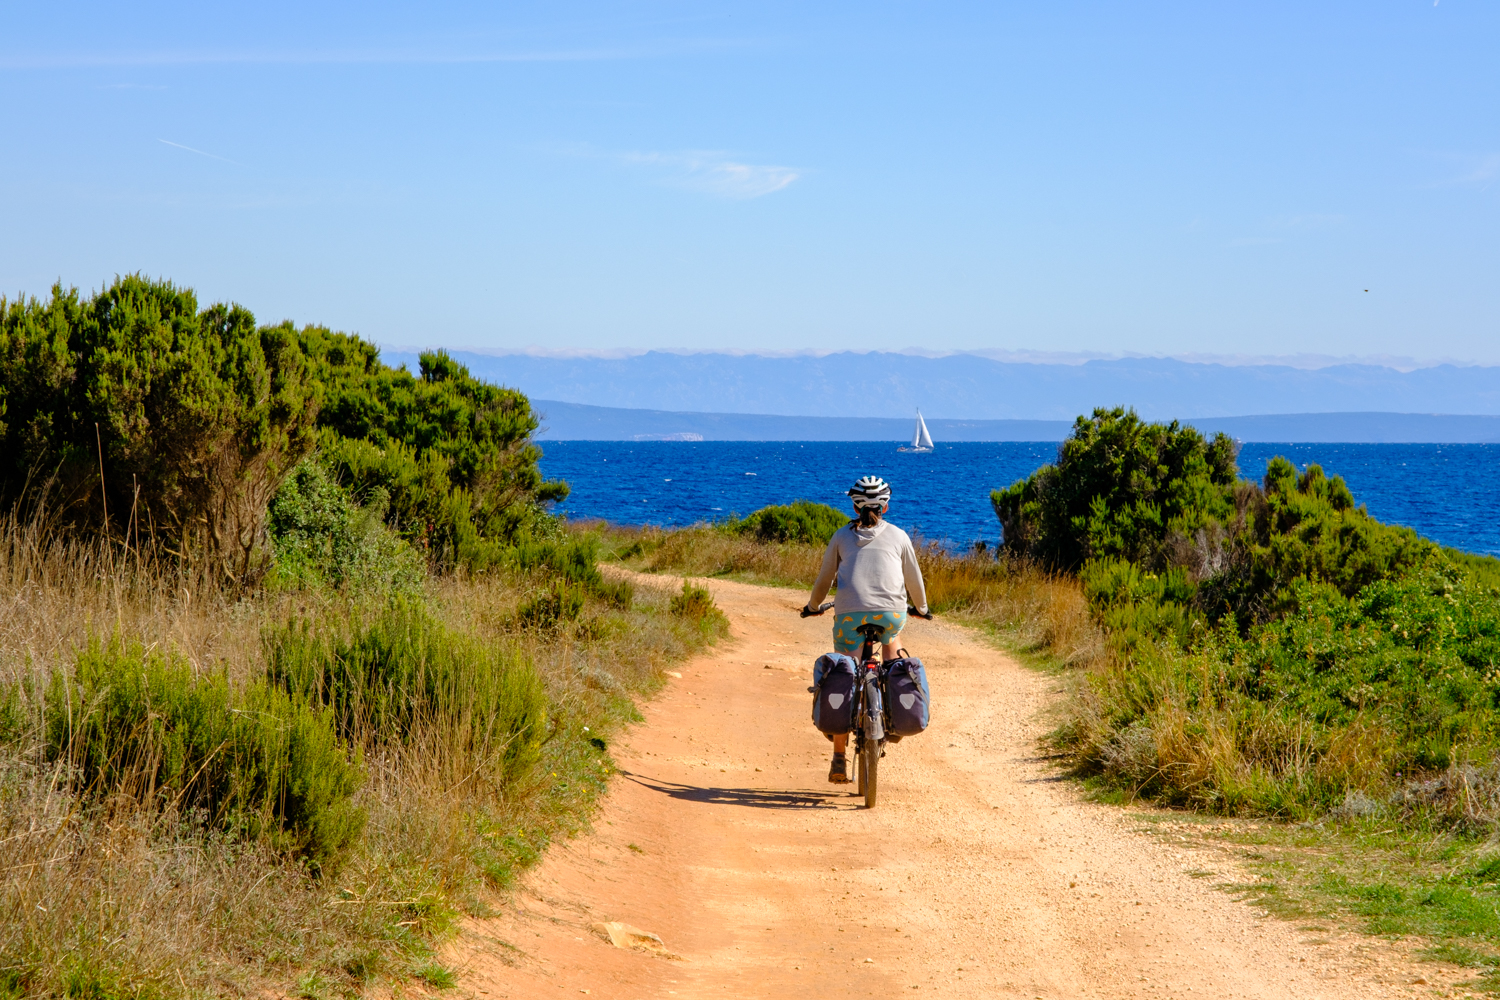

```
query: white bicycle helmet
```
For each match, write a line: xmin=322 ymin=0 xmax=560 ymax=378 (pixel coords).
xmin=848 ymin=475 xmax=891 ymax=510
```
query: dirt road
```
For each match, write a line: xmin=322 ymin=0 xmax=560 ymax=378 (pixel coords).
xmin=451 ymin=576 xmax=1426 ymax=999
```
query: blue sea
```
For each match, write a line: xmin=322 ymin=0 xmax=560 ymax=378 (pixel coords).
xmin=539 ymin=441 xmax=1500 ymax=557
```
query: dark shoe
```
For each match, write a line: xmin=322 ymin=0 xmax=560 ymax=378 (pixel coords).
xmin=828 ymin=752 xmax=850 ymax=783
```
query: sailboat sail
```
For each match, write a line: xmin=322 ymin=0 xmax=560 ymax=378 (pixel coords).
xmin=913 ymin=411 xmax=934 ymax=450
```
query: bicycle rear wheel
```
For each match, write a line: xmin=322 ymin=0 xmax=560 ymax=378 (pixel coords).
xmin=861 ymin=727 xmax=879 ymax=809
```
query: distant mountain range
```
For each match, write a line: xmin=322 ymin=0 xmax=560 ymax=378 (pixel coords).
xmin=382 ymin=349 xmax=1500 ymax=421
xmin=532 ymin=400 xmax=1500 ymax=444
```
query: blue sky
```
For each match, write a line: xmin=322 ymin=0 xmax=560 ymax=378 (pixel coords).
xmin=2 ymin=2 xmax=1497 ymax=362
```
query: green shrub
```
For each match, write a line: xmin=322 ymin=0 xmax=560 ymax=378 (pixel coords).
xmin=0 ymin=276 xmax=573 ymax=583
xmin=1080 ymin=557 xmax=1200 ymax=651
xmin=266 ymin=601 xmax=548 ymax=784
xmin=592 ymin=577 xmax=634 ymax=609
xmin=517 ymin=579 xmax=588 ymax=631
xmin=1022 ymin=411 xmax=1500 ymax=821
xmin=0 ymin=276 xmax=320 ymax=581
xmin=268 ymin=457 xmax=425 ymax=592
xmin=44 ymin=636 xmax=365 ymax=868
xmin=992 ymin=407 xmax=1238 ymax=571
xmin=298 ymin=331 xmax=569 ymax=564
xmin=0 ymin=682 xmax=24 ymax=746
xmin=732 ymin=501 xmax=847 ymax=545
xmin=1446 ymin=549 xmax=1500 ymax=590
xmin=1240 ymin=572 xmax=1500 ymax=764
xmin=997 ymin=409 xmax=1440 ymax=630
xmin=671 ymin=579 xmax=717 ymax=620
xmin=669 ymin=580 xmax=731 ymax=642
xmin=507 ymin=536 xmax=632 ymax=607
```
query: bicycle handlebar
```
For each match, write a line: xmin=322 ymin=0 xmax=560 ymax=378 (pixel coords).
xmin=799 ymin=602 xmax=933 ymax=620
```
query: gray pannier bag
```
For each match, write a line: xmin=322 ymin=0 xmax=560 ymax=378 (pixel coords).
xmin=811 ymin=653 xmax=857 ymax=735
xmin=883 ymin=657 xmax=930 ymax=737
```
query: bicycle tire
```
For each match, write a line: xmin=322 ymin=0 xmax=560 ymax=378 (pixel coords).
xmin=862 ymin=724 xmax=879 ymax=809
xmin=856 ymin=737 xmax=867 ymax=795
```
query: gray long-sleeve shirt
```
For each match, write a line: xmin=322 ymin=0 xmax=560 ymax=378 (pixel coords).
xmin=807 ymin=520 xmax=929 ymax=616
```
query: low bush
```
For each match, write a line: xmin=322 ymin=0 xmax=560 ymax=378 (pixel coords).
xmin=518 ymin=579 xmax=588 ymax=631
xmin=670 ymin=579 xmax=714 ymax=618
xmin=265 ymin=600 xmax=548 ymax=785
xmin=45 ymin=636 xmax=365 ymax=868
xmin=508 ymin=535 xmax=633 ymax=608
xmin=268 ymin=458 xmax=425 ymax=592
xmin=731 ymin=500 xmax=847 ymax=544
xmin=669 ymin=579 xmax=731 ymax=641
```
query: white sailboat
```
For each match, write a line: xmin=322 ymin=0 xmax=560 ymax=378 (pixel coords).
xmin=898 ymin=409 xmax=934 ymax=452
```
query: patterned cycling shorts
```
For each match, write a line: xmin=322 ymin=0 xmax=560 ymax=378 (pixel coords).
xmin=832 ymin=610 xmax=907 ymax=656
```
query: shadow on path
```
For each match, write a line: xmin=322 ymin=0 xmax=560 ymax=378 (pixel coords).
xmin=621 ymin=771 xmax=846 ymax=810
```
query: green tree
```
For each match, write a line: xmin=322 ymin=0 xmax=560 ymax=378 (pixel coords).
xmin=0 ymin=276 xmax=320 ymax=581
xmin=296 ymin=327 xmax=568 ymax=562
xmin=1196 ymin=457 xmax=1438 ymax=624
xmin=3 ymin=276 xmax=571 ymax=581
xmin=991 ymin=407 xmax=1238 ymax=571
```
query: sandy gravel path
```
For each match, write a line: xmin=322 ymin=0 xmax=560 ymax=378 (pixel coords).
xmin=449 ymin=575 xmax=1428 ymax=999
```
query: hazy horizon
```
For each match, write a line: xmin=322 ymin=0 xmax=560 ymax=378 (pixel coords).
xmin=382 ymin=349 xmax=1500 ymax=422
xmin=376 ymin=344 xmax=1493 ymax=373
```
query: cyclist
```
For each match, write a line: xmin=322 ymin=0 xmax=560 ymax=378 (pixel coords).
xmin=802 ymin=475 xmax=929 ymax=783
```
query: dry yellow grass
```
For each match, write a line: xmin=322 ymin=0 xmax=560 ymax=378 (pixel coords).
xmin=0 ymin=513 xmax=723 ymax=997
xmin=599 ymin=522 xmax=1103 ymax=669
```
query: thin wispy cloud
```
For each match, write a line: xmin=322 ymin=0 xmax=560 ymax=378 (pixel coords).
xmin=159 ymin=139 xmax=236 ymax=164
xmin=1459 ymin=153 xmax=1500 ymax=186
xmin=621 ymin=150 xmax=800 ymax=199
xmin=0 ymin=39 xmax=730 ymax=71
xmin=1418 ymin=150 xmax=1500 ymax=189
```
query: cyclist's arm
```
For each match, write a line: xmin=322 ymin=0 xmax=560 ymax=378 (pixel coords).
xmin=901 ymin=539 xmax=929 ymax=616
xmin=806 ymin=534 xmax=842 ymax=611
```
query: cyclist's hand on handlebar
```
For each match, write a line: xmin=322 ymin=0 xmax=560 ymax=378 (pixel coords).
xmin=908 ymin=605 xmax=934 ymax=620
xmin=800 ymin=602 xmax=835 ymax=618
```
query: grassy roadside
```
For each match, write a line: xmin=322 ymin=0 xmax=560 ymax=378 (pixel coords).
xmin=596 ymin=515 xmax=1500 ymax=994
xmin=595 ymin=521 xmax=1100 ymax=671
xmin=1124 ymin=809 xmax=1500 ymax=994
xmin=0 ymin=521 xmax=727 ymax=999
xmin=0 ymin=277 xmax=739 ymax=998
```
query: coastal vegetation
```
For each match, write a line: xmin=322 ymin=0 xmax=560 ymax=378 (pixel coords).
xmin=0 ymin=277 xmax=726 ymax=997
xmin=9 ymin=274 xmax=1499 ymax=990
xmin=605 ymin=513 xmax=1098 ymax=670
xmin=990 ymin=408 xmax=1500 ymax=985
xmin=613 ymin=413 xmax=1500 ymax=981
xmin=996 ymin=407 xmax=1500 ymax=825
